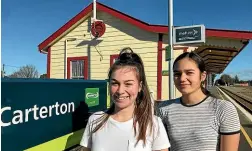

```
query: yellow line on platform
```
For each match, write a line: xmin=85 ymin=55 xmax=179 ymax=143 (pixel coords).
xmin=216 ymin=87 xmax=252 ymax=148
xmin=241 ymin=126 xmax=252 ymax=148
xmin=216 ymin=87 xmax=224 ymax=100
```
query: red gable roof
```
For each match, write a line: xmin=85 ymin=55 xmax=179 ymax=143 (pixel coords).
xmin=38 ymin=2 xmax=252 ymax=52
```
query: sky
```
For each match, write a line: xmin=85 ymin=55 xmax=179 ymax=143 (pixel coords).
xmin=1 ymin=0 xmax=252 ymax=80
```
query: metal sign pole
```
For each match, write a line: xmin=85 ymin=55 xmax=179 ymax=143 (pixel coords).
xmin=169 ymin=0 xmax=174 ymax=99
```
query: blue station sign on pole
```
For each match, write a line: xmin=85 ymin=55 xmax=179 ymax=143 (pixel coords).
xmin=173 ymin=25 xmax=205 ymax=45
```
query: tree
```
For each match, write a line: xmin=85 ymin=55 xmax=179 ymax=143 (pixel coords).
xmin=211 ymin=74 xmax=217 ymax=85
xmin=40 ymin=74 xmax=47 ymax=79
xmin=220 ymin=74 xmax=233 ymax=85
xmin=215 ymin=78 xmax=225 ymax=86
xmin=1 ymin=70 xmax=5 ymax=78
xmin=249 ymin=80 xmax=252 ymax=86
xmin=234 ymin=75 xmax=239 ymax=83
xmin=9 ymin=65 xmax=39 ymax=78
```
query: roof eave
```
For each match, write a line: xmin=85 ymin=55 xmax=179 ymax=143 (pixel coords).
xmin=37 ymin=2 xmax=252 ymax=52
xmin=220 ymin=40 xmax=249 ymax=73
xmin=38 ymin=3 xmax=93 ymax=51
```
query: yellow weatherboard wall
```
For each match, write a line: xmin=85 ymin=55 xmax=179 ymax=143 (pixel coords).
xmin=49 ymin=9 xmax=243 ymax=101
xmin=50 ymin=11 xmax=160 ymax=100
xmin=50 ymin=18 xmax=90 ymax=79
xmin=162 ymin=35 xmax=184 ymax=100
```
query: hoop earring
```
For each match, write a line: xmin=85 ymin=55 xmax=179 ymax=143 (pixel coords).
xmin=201 ymin=81 xmax=205 ymax=87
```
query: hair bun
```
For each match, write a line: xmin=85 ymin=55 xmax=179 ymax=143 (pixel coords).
xmin=117 ymin=47 xmax=142 ymax=64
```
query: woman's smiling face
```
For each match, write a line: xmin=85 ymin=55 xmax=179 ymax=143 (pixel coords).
xmin=110 ymin=66 xmax=142 ymax=110
xmin=173 ymin=58 xmax=206 ymax=95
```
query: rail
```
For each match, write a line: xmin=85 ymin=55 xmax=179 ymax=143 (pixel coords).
xmin=219 ymin=86 xmax=252 ymax=114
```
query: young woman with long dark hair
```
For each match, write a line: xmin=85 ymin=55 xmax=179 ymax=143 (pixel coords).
xmin=157 ymin=52 xmax=240 ymax=151
xmin=80 ymin=47 xmax=170 ymax=151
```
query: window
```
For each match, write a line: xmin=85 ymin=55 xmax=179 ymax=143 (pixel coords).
xmin=67 ymin=56 xmax=88 ymax=79
xmin=71 ymin=60 xmax=84 ymax=79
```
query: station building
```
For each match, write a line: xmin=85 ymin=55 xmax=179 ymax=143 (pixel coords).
xmin=38 ymin=2 xmax=252 ymax=100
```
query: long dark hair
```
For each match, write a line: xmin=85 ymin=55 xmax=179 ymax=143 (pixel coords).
xmin=91 ymin=47 xmax=153 ymax=145
xmin=173 ymin=51 xmax=210 ymax=95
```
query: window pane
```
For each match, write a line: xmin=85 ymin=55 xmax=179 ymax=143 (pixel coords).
xmin=71 ymin=60 xmax=84 ymax=79
xmin=72 ymin=61 xmax=77 ymax=77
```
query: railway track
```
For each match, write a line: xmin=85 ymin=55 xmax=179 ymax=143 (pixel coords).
xmin=219 ymin=86 xmax=252 ymax=114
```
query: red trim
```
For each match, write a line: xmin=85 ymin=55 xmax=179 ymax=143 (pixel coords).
xmin=67 ymin=56 xmax=88 ymax=79
xmin=38 ymin=2 xmax=252 ymax=52
xmin=157 ymin=34 xmax=163 ymax=100
xmin=173 ymin=47 xmax=189 ymax=52
xmin=38 ymin=3 xmax=93 ymax=52
xmin=47 ymin=47 xmax=51 ymax=78
xmin=183 ymin=47 xmax=188 ymax=52
xmin=97 ymin=3 xmax=168 ymax=33
xmin=110 ymin=54 xmax=119 ymax=67
xmin=206 ymin=29 xmax=252 ymax=39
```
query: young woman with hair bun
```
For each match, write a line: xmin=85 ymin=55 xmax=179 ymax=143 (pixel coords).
xmin=80 ymin=47 xmax=170 ymax=151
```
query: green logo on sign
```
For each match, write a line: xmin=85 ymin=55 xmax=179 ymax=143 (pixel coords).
xmin=85 ymin=88 xmax=99 ymax=107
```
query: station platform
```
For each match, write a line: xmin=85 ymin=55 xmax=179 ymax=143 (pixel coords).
xmin=209 ymin=86 xmax=252 ymax=151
